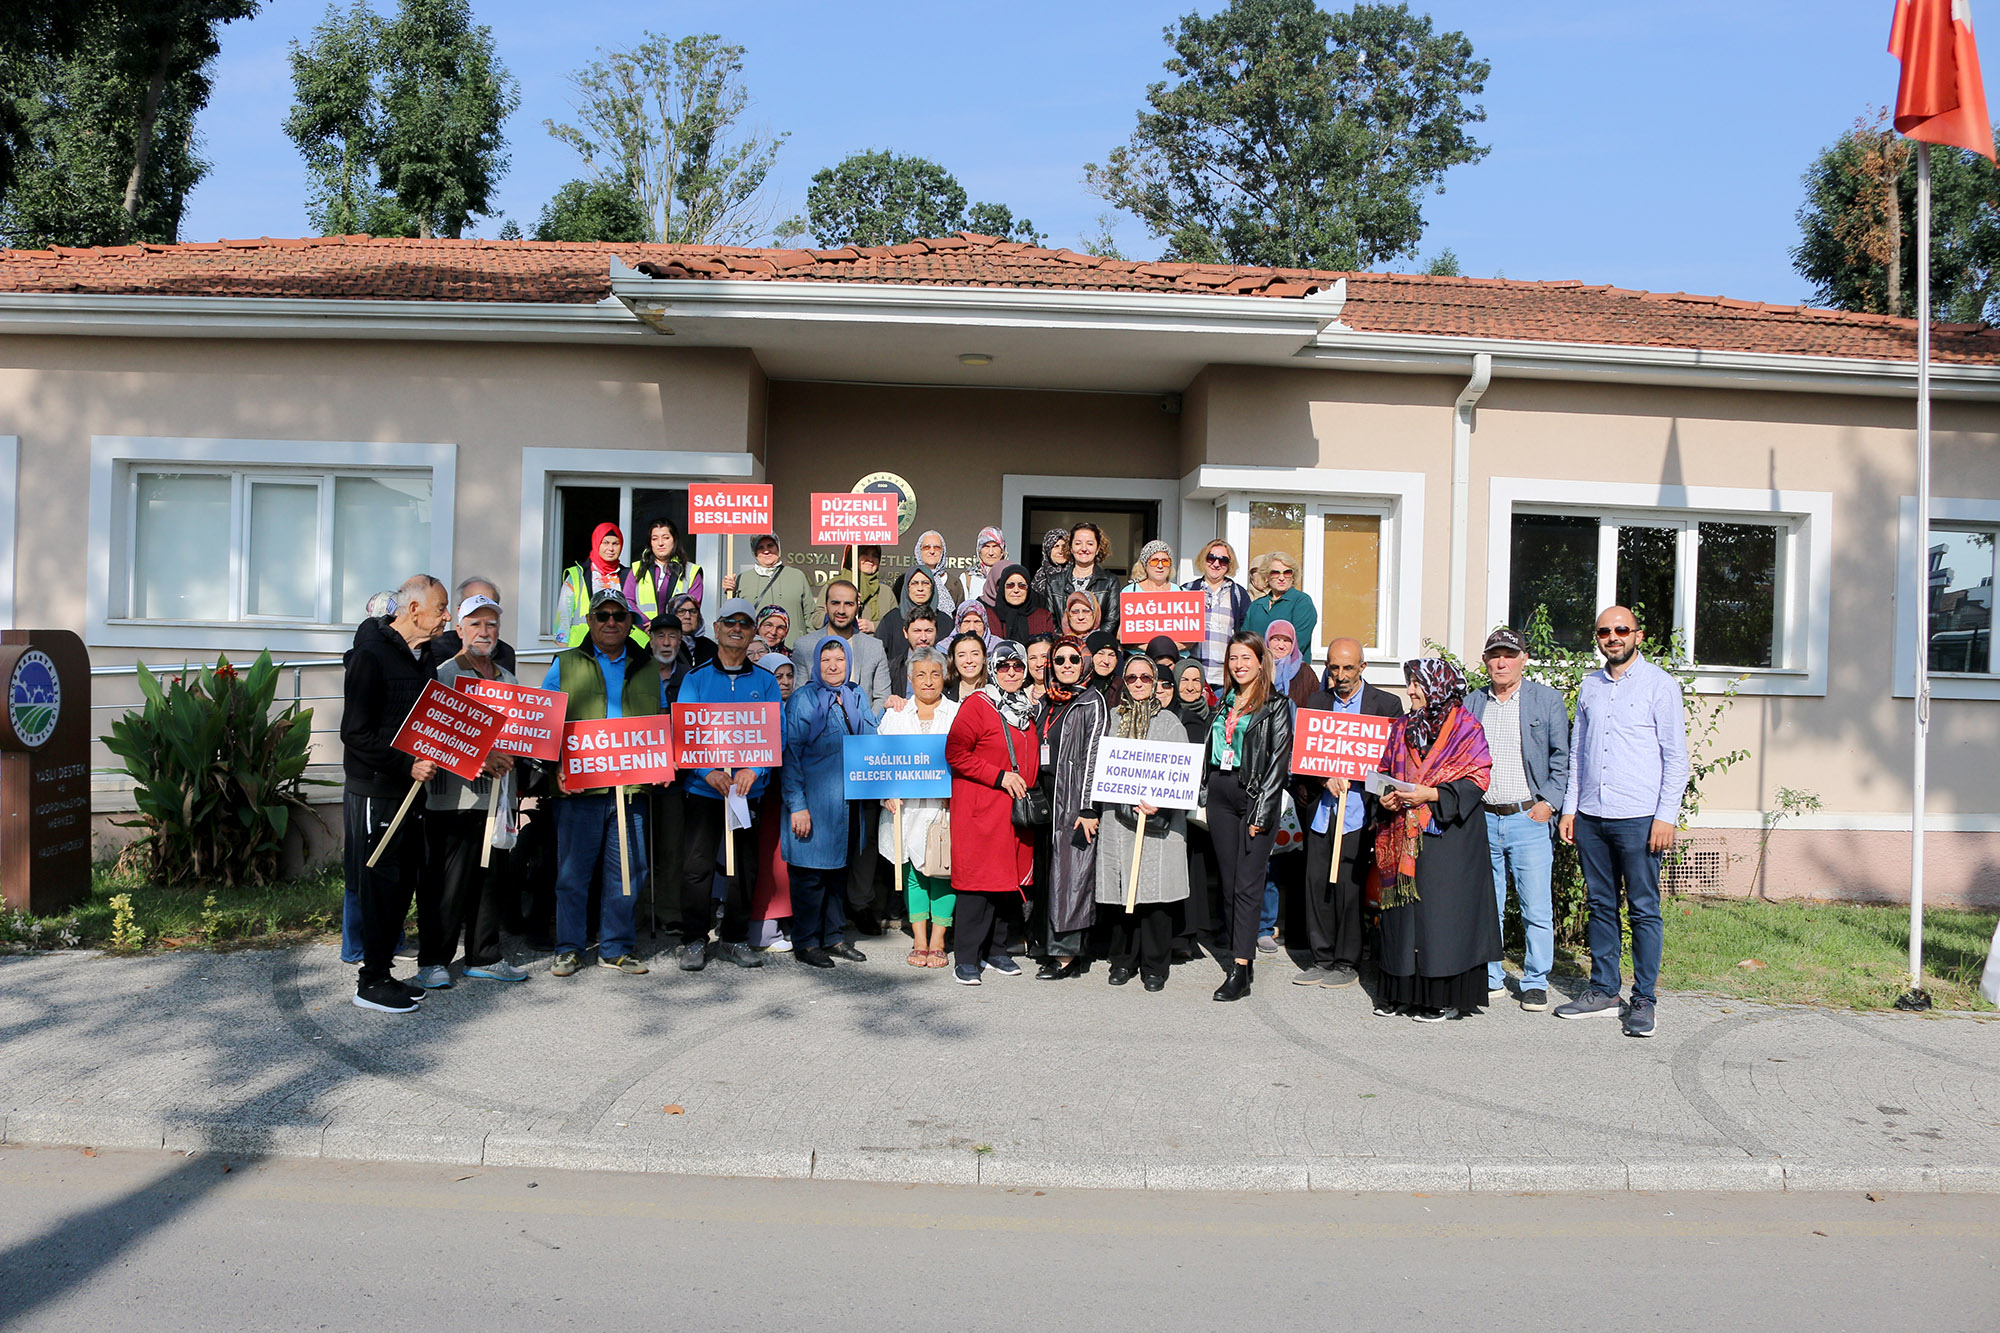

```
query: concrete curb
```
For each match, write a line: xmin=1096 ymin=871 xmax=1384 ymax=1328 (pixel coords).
xmin=6 ymin=1110 xmax=1993 ymax=1193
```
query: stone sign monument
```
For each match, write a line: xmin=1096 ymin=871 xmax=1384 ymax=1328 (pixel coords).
xmin=0 ymin=630 xmax=90 ymax=915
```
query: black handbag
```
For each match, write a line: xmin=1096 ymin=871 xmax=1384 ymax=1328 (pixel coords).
xmin=1002 ymin=712 xmax=1051 ymax=828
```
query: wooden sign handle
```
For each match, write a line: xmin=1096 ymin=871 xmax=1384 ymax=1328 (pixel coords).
xmin=1125 ymin=811 xmax=1147 ymax=911
xmin=1327 ymin=778 xmax=1348 ymax=884
xmin=481 ymin=800 xmax=497 ymax=870
xmin=722 ymin=768 xmax=736 ymax=878
xmin=366 ymin=778 xmax=424 ymax=869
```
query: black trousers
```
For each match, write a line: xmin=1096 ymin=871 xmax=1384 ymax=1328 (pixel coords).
xmin=421 ymin=808 xmax=508 ymax=968
xmin=1206 ymin=770 xmax=1276 ymax=963
xmin=1107 ymin=902 xmax=1174 ymax=979
xmin=1174 ymin=824 xmax=1222 ymax=950
xmin=680 ymin=790 xmax=754 ymax=945
xmin=648 ymin=784 xmax=686 ymax=936
xmin=344 ymin=790 xmax=426 ymax=987
xmin=954 ymin=891 xmax=1022 ymax=968
xmin=1300 ymin=820 xmax=1367 ymax=970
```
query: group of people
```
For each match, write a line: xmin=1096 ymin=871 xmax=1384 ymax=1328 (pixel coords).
xmin=342 ymin=517 xmax=1688 ymax=1039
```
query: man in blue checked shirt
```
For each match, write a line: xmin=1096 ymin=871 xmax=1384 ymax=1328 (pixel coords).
xmin=1555 ymin=606 xmax=1688 ymax=1038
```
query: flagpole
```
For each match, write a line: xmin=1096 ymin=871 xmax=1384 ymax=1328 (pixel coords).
xmin=1901 ymin=141 xmax=1934 ymax=1012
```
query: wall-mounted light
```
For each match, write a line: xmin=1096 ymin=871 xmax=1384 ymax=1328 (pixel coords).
xmin=958 ymin=353 xmax=993 ymax=366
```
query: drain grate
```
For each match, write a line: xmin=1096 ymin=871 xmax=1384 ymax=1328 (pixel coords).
xmin=1663 ymin=840 xmax=1728 ymax=896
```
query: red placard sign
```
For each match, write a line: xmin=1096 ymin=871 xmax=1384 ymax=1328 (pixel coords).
xmin=1119 ymin=590 xmax=1205 ymax=643
xmin=454 ymin=678 xmax=566 ymax=761
xmin=1289 ymin=709 xmax=1396 ymax=781
xmin=810 ymin=492 xmax=899 ymax=546
xmin=671 ymin=701 xmax=782 ymax=769
xmin=686 ymin=483 xmax=774 ymax=534
xmin=391 ymin=680 xmax=505 ymax=782
xmin=559 ymin=717 xmax=679 ymax=791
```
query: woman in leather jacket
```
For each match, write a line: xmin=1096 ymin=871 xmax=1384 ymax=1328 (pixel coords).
xmin=1203 ymin=630 xmax=1294 ymax=1002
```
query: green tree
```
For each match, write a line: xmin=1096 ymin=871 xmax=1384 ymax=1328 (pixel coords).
xmin=1085 ymin=0 xmax=1489 ymax=271
xmin=1422 ymin=246 xmax=1460 ymax=275
xmin=284 ymin=2 xmax=414 ymax=236
xmin=789 ymin=149 xmax=1043 ymax=248
xmin=374 ymin=0 xmax=517 ymax=238
xmin=545 ymin=32 xmax=786 ymax=245
xmin=1078 ymin=210 xmax=1129 ymax=260
xmin=1791 ymin=109 xmax=2000 ymax=323
xmin=532 ymin=177 xmax=651 ymax=242
xmin=0 ymin=0 xmax=257 ymax=247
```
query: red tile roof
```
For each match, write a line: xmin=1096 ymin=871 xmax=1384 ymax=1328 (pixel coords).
xmin=1 ymin=232 xmax=1993 ymax=365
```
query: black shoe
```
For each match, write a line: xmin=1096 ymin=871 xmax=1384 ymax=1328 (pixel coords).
xmin=1107 ymin=966 xmax=1134 ymax=986
xmin=1213 ymin=963 xmax=1252 ymax=1002
xmin=796 ymin=946 xmax=835 ymax=969
xmin=1142 ymin=974 xmax=1166 ymax=992
xmin=828 ymin=942 xmax=866 ymax=963
xmin=1034 ymin=960 xmax=1066 ymax=980
xmin=851 ymin=913 xmax=884 ymax=938
xmin=395 ymin=979 xmax=426 ymax=1000
xmin=354 ymin=979 xmax=419 ymax=1013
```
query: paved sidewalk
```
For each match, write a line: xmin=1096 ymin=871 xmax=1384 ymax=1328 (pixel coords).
xmin=3 ymin=941 xmax=1998 ymax=1192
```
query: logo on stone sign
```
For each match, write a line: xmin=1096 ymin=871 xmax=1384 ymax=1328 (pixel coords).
xmin=9 ymin=649 xmax=60 ymax=748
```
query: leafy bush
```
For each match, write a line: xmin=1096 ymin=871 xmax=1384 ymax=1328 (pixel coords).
xmin=103 ymin=652 xmax=327 ymax=888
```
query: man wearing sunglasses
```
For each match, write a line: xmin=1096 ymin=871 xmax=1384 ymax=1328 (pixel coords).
xmin=1554 ymin=606 xmax=1688 ymax=1037
xmin=540 ymin=587 xmax=663 ymax=979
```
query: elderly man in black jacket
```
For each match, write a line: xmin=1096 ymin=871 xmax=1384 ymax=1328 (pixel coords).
xmin=1291 ymin=636 xmax=1403 ymax=989
xmin=341 ymin=574 xmax=448 ymax=1013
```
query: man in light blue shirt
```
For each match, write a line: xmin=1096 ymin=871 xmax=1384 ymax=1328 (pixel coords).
xmin=1555 ymin=606 xmax=1688 ymax=1037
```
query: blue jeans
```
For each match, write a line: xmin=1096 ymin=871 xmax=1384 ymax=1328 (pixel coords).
xmin=1261 ymin=862 xmax=1280 ymax=935
xmin=1573 ymin=813 xmax=1664 ymax=1004
xmin=1485 ymin=810 xmax=1555 ymax=992
xmin=554 ymin=794 xmax=645 ymax=960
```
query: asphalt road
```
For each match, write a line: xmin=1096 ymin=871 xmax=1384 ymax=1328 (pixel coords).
xmin=1 ymin=1145 xmax=1994 ymax=1330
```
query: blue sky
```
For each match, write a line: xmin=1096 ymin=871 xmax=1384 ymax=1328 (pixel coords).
xmin=184 ymin=0 xmax=1911 ymax=305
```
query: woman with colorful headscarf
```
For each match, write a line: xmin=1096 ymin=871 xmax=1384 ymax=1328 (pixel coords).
xmin=1264 ymin=618 xmax=1315 ymax=708
xmin=1093 ymin=656 xmax=1190 ymax=991
xmin=668 ymin=593 xmax=716 ymax=668
xmin=1033 ymin=634 xmax=1108 ymax=979
xmin=756 ymin=604 xmax=793 ymax=654
xmin=1370 ymin=658 xmax=1500 ymax=1022
xmin=1062 ymin=590 xmax=1102 ymax=639
xmin=964 ymin=525 xmax=1010 ymax=607
xmin=557 ymin=522 xmax=633 ymax=646
xmin=911 ymin=529 xmax=958 ymax=619
xmin=1030 ymin=528 xmax=1070 ymax=609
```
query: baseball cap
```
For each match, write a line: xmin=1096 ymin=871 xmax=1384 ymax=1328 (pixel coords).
xmin=457 ymin=594 xmax=501 ymax=621
xmin=1483 ymin=626 xmax=1527 ymax=655
xmin=715 ymin=596 xmax=758 ymax=623
xmin=589 ymin=587 xmax=632 ymax=615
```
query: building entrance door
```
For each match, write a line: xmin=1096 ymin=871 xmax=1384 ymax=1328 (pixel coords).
xmin=1021 ymin=498 xmax=1159 ymax=582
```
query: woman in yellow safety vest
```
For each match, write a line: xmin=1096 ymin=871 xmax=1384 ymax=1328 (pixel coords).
xmin=557 ymin=523 xmax=640 ymax=647
xmin=624 ymin=516 xmax=704 ymax=630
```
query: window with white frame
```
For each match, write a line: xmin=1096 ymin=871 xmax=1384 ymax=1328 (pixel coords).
xmin=119 ymin=467 xmax=434 ymax=626
xmin=1927 ymin=525 xmax=1995 ymax=675
xmin=1240 ymin=497 xmax=1393 ymax=653
xmin=1507 ymin=509 xmax=1787 ymax=667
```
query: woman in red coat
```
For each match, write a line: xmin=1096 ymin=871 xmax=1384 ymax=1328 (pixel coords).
xmin=946 ymin=638 xmax=1041 ymax=985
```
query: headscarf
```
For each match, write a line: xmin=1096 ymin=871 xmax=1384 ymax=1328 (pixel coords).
xmin=1085 ymin=630 xmax=1122 ymax=705
xmin=1134 ymin=539 xmax=1174 ymax=586
xmin=913 ymin=530 xmax=956 ymax=619
xmin=1266 ymin=618 xmax=1305 ymax=694
xmin=797 ymin=635 xmax=865 ymax=743
xmin=1172 ymin=657 xmax=1214 ymax=726
xmin=957 ymin=603 xmax=998 ymax=649
xmin=852 ymin=550 xmax=887 ymax=617
xmin=1063 ymin=590 xmax=1102 ymax=635
xmin=1144 ymin=634 xmax=1181 ymax=662
xmin=588 ymin=522 xmax=624 ymax=578
xmin=756 ymin=604 xmax=790 ymax=645
xmin=1402 ymin=657 xmax=1467 ymax=753
xmin=898 ymin=567 xmax=939 ymax=621
xmin=1373 ymin=658 xmax=1491 ymax=909
xmin=990 ymin=562 xmax=1040 ymax=642
xmin=1031 ymin=527 xmax=1069 ymax=602
xmin=1114 ymin=653 xmax=1167 ymax=740
xmin=982 ymin=640 xmax=1036 ymax=730
xmin=974 ymin=526 xmax=1009 ymax=606
xmin=668 ymin=593 xmax=704 ymax=636
xmin=1042 ymin=633 xmax=1087 ymax=706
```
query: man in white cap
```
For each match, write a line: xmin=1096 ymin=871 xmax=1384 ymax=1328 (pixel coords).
xmin=419 ymin=592 xmax=530 ymax=987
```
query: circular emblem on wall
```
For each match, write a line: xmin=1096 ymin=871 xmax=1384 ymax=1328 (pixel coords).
xmin=855 ymin=471 xmax=917 ymax=538
xmin=9 ymin=649 xmax=60 ymax=749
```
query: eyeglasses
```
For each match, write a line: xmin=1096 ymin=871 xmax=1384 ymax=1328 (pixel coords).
xmin=1268 ymin=568 xmax=1294 ymax=579
xmin=994 ymin=660 xmax=1026 ymax=672
xmin=1204 ymin=553 xmax=1229 ymax=566
xmin=718 ymin=616 xmax=754 ymax=629
xmin=1052 ymin=653 xmax=1083 ymax=665
xmin=1004 ymin=580 xmax=1027 ymax=590
xmin=1595 ymin=625 xmax=1636 ymax=638
xmin=1123 ymin=673 xmax=1154 ymax=684
xmin=1147 ymin=556 xmax=1172 ymax=567
xmin=593 ymin=611 xmax=629 ymax=623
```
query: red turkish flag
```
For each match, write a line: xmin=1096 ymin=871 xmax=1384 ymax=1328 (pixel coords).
xmin=1891 ymin=0 xmax=1996 ymax=160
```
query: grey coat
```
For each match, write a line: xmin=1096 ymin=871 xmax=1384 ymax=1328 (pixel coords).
xmin=1465 ymin=678 xmax=1571 ymax=809
xmin=1039 ymin=688 xmax=1107 ymax=935
xmin=1093 ymin=711 xmax=1191 ymax=907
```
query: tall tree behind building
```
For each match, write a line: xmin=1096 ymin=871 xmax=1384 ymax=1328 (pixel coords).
xmin=285 ymin=0 xmax=516 ymax=239
xmin=785 ymin=149 xmax=1046 ymax=248
xmin=544 ymin=32 xmax=786 ymax=244
xmin=1084 ymin=0 xmax=1488 ymax=271
xmin=1792 ymin=109 xmax=2000 ymax=324
xmin=0 ymin=0 xmax=259 ymax=248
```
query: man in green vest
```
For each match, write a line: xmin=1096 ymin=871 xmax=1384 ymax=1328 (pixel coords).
xmin=539 ymin=587 xmax=662 ymax=977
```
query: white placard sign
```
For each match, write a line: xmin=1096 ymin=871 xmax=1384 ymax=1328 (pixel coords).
xmin=1089 ymin=738 xmax=1205 ymax=811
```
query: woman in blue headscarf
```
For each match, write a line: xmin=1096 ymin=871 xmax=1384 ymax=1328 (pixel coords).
xmin=782 ymin=636 xmax=880 ymax=968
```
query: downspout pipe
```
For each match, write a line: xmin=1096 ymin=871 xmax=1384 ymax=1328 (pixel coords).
xmin=1448 ymin=352 xmax=1493 ymax=662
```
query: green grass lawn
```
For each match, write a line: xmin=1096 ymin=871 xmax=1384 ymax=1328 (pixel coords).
xmin=1542 ymin=896 xmax=1998 ymax=1012
xmin=2 ymin=862 xmax=342 ymax=953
